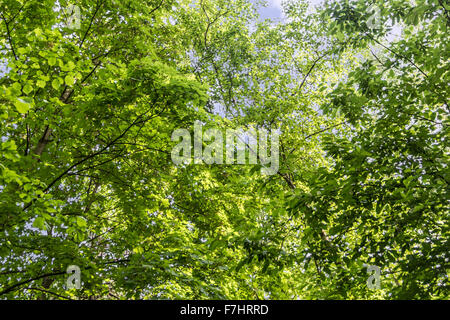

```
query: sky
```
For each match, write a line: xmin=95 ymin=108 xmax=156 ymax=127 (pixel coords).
xmin=258 ymin=0 xmax=324 ymax=20
xmin=257 ymin=0 xmax=284 ymax=20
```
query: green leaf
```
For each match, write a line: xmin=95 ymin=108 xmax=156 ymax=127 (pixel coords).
xmin=65 ymin=75 xmax=75 ymax=86
xmin=52 ymin=78 xmax=61 ymax=90
xmin=23 ymin=84 xmax=33 ymax=95
xmin=14 ymin=98 xmax=31 ymax=113
xmin=12 ymin=82 xmax=22 ymax=92
xmin=37 ymin=80 xmax=46 ymax=88
xmin=33 ymin=217 xmax=46 ymax=230
xmin=48 ymin=57 xmax=57 ymax=66
xmin=76 ymin=216 xmax=87 ymax=228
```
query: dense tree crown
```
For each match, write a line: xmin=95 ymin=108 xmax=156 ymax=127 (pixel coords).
xmin=0 ymin=0 xmax=448 ymax=299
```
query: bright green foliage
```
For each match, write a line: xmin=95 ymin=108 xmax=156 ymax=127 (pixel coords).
xmin=288 ymin=0 xmax=449 ymax=299
xmin=0 ymin=0 xmax=448 ymax=300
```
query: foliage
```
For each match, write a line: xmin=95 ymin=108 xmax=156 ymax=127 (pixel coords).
xmin=0 ymin=0 xmax=448 ymax=299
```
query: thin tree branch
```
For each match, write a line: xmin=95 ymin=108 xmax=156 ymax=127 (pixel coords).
xmin=1 ymin=12 xmax=18 ymax=60
xmin=79 ymin=0 xmax=103 ymax=49
xmin=26 ymin=287 xmax=73 ymax=300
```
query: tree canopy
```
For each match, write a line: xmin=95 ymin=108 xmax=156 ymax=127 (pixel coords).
xmin=0 ymin=0 xmax=448 ymax=299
